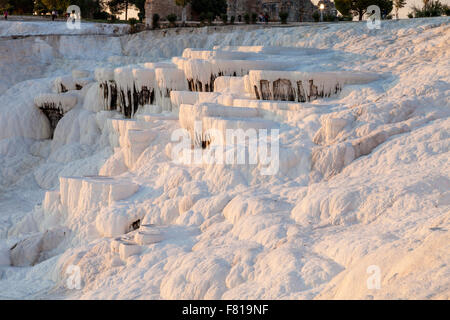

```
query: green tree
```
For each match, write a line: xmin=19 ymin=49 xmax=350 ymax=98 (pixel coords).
xmin=41 ymin=0 xmax=69 ymax=12
xmin=411 ymin=0 xmax=446 ymax=17
xmin=152 ymin=13 xmax=159 ymax=28
xmin=107 ymin=0 xmax=143 ymax=21
xmin=133 ymin=0 xmax=145 ymax=21
xmin=220 ymin=13 xmax=227 ymax=24
xmin=9 ymin=0 xmax=34 ymax=14
xmin=191 ymin=0 xmax=227 ymax=18
xmin=279 ymin=11 xmax=288 ymax=24
xmin=243 ymin=12 xmax=250 ymax=23
xmin=34 ymin=0 xmax=47 ymax=14
xmin=379 ymin=0 xmax=394 ymax=18
xmin=352 ymin=0 xmax=371 ymax=20
xmin=167 ymin=13 xmax=177 ymax=26
xmin=71 ymin=0 xmax=104 ymax=19
xmin=394 ymin=0 xmax=406 ymax=19
xmin=36 ymin=0 xmax=103 ymax=18
xmin=334 ymin=0 xmax=352 ymax=16
xmin=335 ymin=0 xmax=393 ymax=21
xmin=107 ymin=0 xmax=129 ymax=20
xmin=176 ymin=0 xmax=190 ymax=24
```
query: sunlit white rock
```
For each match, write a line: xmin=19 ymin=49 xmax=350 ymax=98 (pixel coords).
xmin=119 ymin=241 xmax=141 ymax=260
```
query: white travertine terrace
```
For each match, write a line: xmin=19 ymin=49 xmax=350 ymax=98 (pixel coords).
xmin=155 ymin=68 xmax=188 ymax=111
xmin=248 ymin=70 xmax=380 ymax=102
xmin=34 ymin=93 xmax=78 ymax=114
xmin=213 ymin=45 xmax=325 ymax=56
xmin=179 ymin=103 xmax=259 ymax=132
xmin=88 ymin=46 xmax=379 ymax=121
xmin=34 ymin=93 xmax=78 ymax=136
xmin=53 ymin=76 xmax=92 ymax=93
xmin=182 ymin=59 xmax=291 ymax=92
xmin=59 ymin=175 xmax=139 ymax=216
xmin=5 ymin=16 xmax=448 ymax=299
xmin=182 ymin=48 xmax=253 ymax=60
xmin=170 ymin=91 xmax=222 ymax=107
xmin=95 ymin=67 xmax=115 ymax=82
xmin=134 ymin=229 xmax=164 ymax=245
xmin=72 ymin=69 xmax=90 ymax=79
xmin=213 ymin=76 xmax=246 ymax=94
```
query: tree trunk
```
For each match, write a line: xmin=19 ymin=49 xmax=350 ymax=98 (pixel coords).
xmin=125 ymin=1 xmax=128 ymax=21
xmin=359 ymin=11 xmax=363 ymax=21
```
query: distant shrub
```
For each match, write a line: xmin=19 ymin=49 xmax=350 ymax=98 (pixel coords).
xmin=444 ymin=5 xmax=450 ymax=15
xmin=128 ymin=18 xmax=139 ymax=33
xmin=206 ymin=12 xmax=214 ymax=25
xmin=279 ymin=11 xmax=288 ymax=24
xmin=312 ymin=11 xmax=320 ymax=22
xmin=199 ymin=12 xmax=206 ymax=24
xmin=411 ymin=0 xmax=446 ymax=17
xmin=338 ymin=15 xmax=352 ymax=21
xmin=324 ymin=13 xmax=336 ymax=21
xmin=251 ymin=12 xmax=257 ymax=24
xmin=230 ymin=16 xmax=235 ymax=24
xmin=407 ymin=12 xmax=414 ymax=18
xmin=152 ymin=13 xmax=160 ymax=29
xmin=220 ymin=14 xmax=228 ymax=24
xmin=93 ymin=11 xmax=109 ymax=20
xmin=244 ymin=13 xmax=250 ymax=24
xmin=108 ymin=14 xmax=117 ymax=23
xmin=167 ymin=13 xmax=177 ymax=27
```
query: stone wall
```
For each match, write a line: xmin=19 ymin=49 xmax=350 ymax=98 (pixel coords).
xmin=260 ymin=0 xmax=317 ymax=22
xmin=145 ymin=0 xmax=320 ymax=25
xmin=227 ymin=0 xmax=261 ymax=21
xmin=145 ymin=0 xmax=192 ymax=26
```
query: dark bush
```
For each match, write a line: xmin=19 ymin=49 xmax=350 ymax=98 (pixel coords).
xmin=444 ymin=5 xmax=450 ymax=15
xmin=251 ymin=12 xmax=257 ymax=24
xmin=220 ymin=14 xmax=228 ymax=24
xmin=191 ymin=0 xmax=227 ymax=18
xmin=93 ymin=11 xmax=110 ymax=20
xmin=327 ymin=13 xmax=337 ymax=21
xmin=230 ymin=16 xmax=235 ymax=24
xmin=312 ymin=11 xmax=320 ymax=22
xmin=279 ymin=11 xmax=289 ymax=24
xmin=108 ymin=14 xmax=117 ymax=23
xmin=244 ymin=13 xmax=250 ymax=24
xmin=152 ymin=13 xmax=160 ymax=29
xmin=338 ymin=15 xmax=352 ymax=21
xmin=206 ymin=12 xmax=214 ymax=25
xmin=411 ymin=0 xmax=446 ymax=17
xmin=167 ymin=13 xmax=177 ymax=27
xmin=199 ymin=12 xmax=206 ymax=24
xmin=128 ymin=18 xmax=139 ymax=34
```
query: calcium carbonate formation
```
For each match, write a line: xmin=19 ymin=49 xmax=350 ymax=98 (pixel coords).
xmin=21 ymin=45 xmax=382 ymax=267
